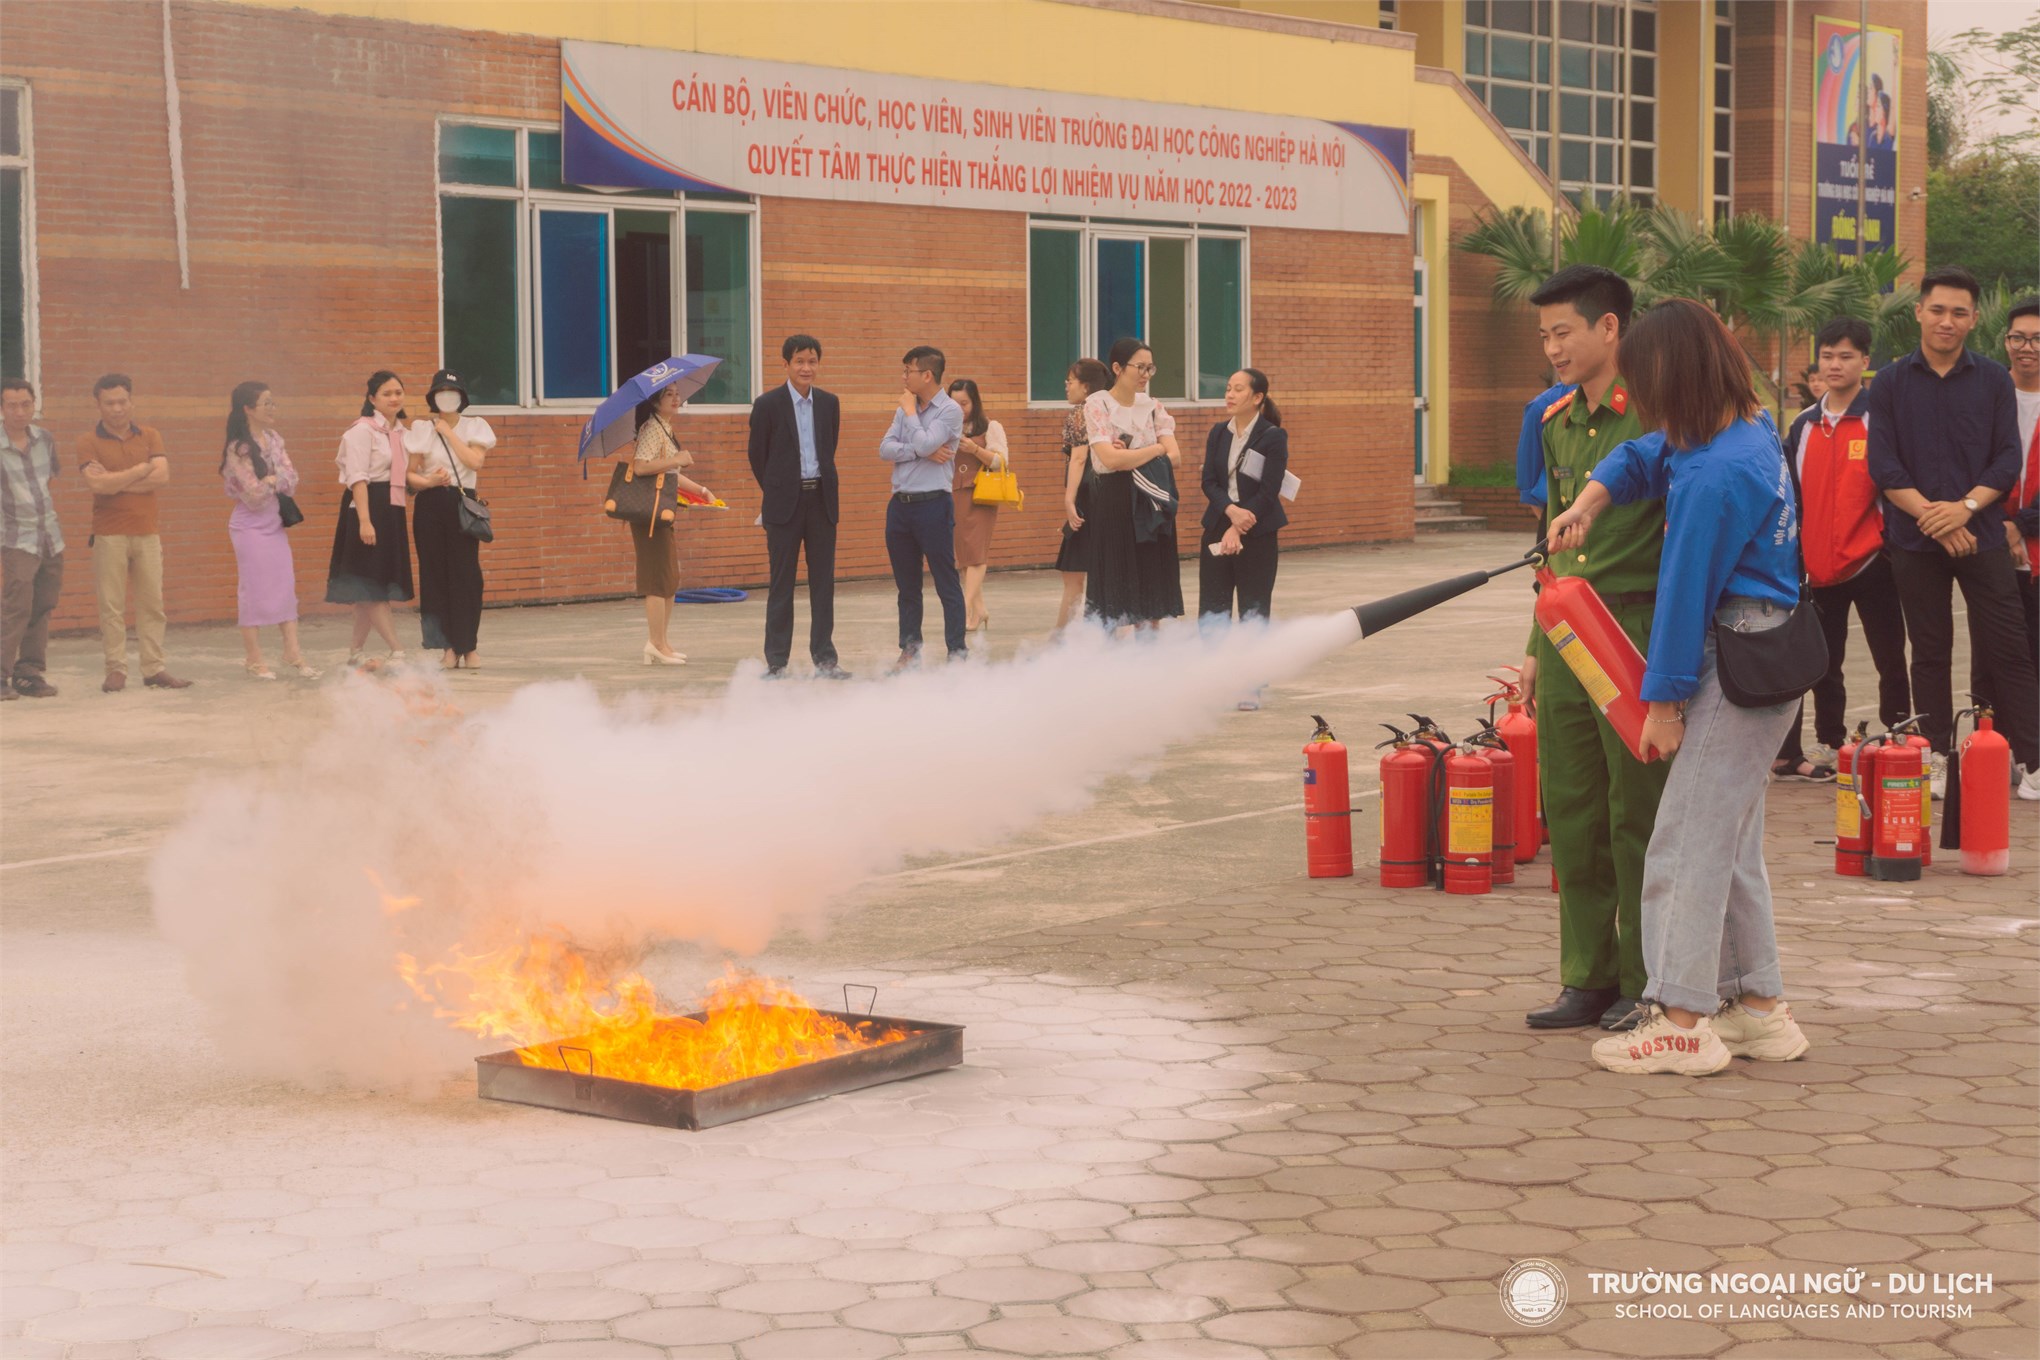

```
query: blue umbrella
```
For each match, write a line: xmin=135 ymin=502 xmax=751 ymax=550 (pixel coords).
xmin=576 ymin=354 xmax=723 ymax=462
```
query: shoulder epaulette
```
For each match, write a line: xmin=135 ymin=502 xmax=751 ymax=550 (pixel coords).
xmin=1541 ymin=391 xmax=1575 ymax=424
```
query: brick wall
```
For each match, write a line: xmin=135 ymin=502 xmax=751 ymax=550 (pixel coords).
xmin=6 ymin=0 xmax=1500 ymax=631
xmin=1415 ymin=153 xmax=1553 ymax=479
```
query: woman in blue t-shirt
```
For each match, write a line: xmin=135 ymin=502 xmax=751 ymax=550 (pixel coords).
xmin=1548 ymin=298 xmax=1812 ymax=1078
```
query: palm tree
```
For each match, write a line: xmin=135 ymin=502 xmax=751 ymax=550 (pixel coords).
xmin=1458 ymin=200 xmax=1915 ymax=402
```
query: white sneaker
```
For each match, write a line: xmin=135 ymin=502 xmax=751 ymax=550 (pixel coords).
xmin=1710 ymin=1000 xmax=1811 ymax=1062
xmin=1928 ymin=751 xmax=1948 ymax=800
xmin=1807 ymin=741 xmax=1838 ymax=766
xmin=2019 ymin=764 xmax=2040 ymax=803
xmin=1591 ymin=1005 xmax=1732 ymax=1075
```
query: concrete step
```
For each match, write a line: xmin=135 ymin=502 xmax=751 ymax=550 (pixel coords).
xmin=1414 ymin=511 xmax=1491 ymax=533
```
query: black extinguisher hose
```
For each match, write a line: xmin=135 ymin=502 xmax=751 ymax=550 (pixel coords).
xmin=1942 ymin=705 xmax=1974 ymax=852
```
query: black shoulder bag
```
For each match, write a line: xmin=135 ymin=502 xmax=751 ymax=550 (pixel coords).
xmin=437 ymin=429 xmax=494 ymax=543
xmin=1709 ymin=451 xmax=1827 ymax=708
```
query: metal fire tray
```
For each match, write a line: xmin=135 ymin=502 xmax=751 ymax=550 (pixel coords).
xmin=474 ymin=1004 xmax=963 ymax=1130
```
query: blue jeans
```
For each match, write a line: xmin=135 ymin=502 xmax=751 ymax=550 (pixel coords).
xmin=1640 ymin=597 xmax=1799 ymax=1015
xmin=885 ymin=494 xmax=967 ymax=657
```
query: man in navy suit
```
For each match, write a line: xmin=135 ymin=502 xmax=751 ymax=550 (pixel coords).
xmin=749 ymin=334 xmax=847 ymax=678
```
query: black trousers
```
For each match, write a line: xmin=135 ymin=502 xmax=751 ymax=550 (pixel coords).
xmin=762 ymin=488 xmax=837 ymax=670
xmin=1197 ymin=527 xmax=1279 ymax=621
xmin=1888 ymin=545 xmax=2040 ymax=768
xmin=1776 ymin=554 xmax=1911 ymax=763
xmin=885 ymin=493 xmax=966 ymax=656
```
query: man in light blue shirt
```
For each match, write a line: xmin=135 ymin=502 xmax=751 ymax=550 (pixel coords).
xmin=880 ymin=345 xmax=967 ymax=666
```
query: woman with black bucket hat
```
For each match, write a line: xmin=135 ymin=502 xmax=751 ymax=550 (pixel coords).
xmin=405 ymin=369 xmax=495 ymax=669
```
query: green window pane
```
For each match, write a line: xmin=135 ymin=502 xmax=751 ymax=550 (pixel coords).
xmin=0 ymin=167 xmax=24 ymax=381
xmin=1560 ymin=138 xmax=1591 ymax=183
xmin=685 ymin=210 xmax=751 ymax=405
xmin=1028 ymin=228 xmax=1081 ymax=402
xmin=1196 ymin=237 xmax=1243 ymax=401
xmin=1632 ymin=56 xmax=1655 ymax=99
xmin=1490 ymin=0 xmax=1533 ymax=33
xmin=527 ymin=131 xmax=596 ymax=195
xmin=1560 ymin=44 xmax=1591 ymax=89
xmin=1465 ymin=34 xmax=1486 ymax=76
xmin=439 ymin=123 xmax=517 ymax=188
xmin=0 ymin=89 xmax=20 ymax=158
xmin=1560 ymin=1 xmax=1591 ymax=42
xmin=1631 ymin=100 xmax=1655 ymax=143
xmin=439 ymin=195 xmax=518 ymax=406
xmin=1596 ymin=50 xmax=1617 ymax=91
xmin=1149 ymin=238 xmax=1188 ymax=401
xmin=1492 ymin=35 xmax=1533 ymax=81
xmin=1491 ymin=84 xmax=1532 ymax=129
xmin=1561 ymin=93 xmax=1591 ymax=136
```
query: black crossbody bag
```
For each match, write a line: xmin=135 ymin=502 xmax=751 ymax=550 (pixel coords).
xmin=437 ymin=430 xmax=493 ymax=543
xmin=1710 ymin=448 xmax=1827 ymax=708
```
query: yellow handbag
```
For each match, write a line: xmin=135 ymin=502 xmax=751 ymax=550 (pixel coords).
xmin=972 ymin=457 xmax=1023 ymax=509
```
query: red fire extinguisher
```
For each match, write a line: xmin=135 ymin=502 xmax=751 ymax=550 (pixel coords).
xmin=1486 ymin=669 xmax=1539 ymax=865
xmin=1469 ymin=723 xmax=1517 ymax=885
xmin=1376 ymin=723 xmax=1438 ymax=889
xmin=1834 ymin=721 xmax=1870 ymax=877
xmin=1857 ymin=718 xmax=1927 ymax=882
xmin=1946 ymin=702 xmax=2011 ymax=876
xmin=1533 ymin=565 xmax=1652 ymax=761
xmin=1906 ymin=727 xmax=1934 ymax=869
xmin=1439 ymin=742 xmax=1495 ymax=896
xmin=1302 ymin=715 xmax=1353 ymax=879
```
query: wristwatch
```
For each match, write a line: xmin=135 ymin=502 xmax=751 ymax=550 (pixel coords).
xmin=1962 ymin=497 xmax=1980 ymax=513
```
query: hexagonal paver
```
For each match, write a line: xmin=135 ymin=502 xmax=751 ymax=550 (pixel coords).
xmin=935 ymin=1266 xmax=1086 ymax=1303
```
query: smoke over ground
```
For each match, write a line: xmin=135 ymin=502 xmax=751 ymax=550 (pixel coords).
xmin=150 ymin=611 xmax=1361 ymax=1086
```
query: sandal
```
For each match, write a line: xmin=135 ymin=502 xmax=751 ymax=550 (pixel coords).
xmin=282 ymin=657 xmax=322 ymax=679
xmin=1772 ymin=760 xmax=1836 ymax=783
xmin=244 ymin=661 xmax=278 ymax=681
xmin=461 ymin=653 xmax=479 ymax=670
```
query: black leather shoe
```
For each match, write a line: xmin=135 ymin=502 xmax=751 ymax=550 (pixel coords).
xmin=1598 ymin=996 xmax=1649 ymax=1031
xmin=814 ymin=664 xmax=853 ymax=681
xmin=1526 ymin=985 xmax=1619 ymax=1029
xmin=762 ymin=666 xmax=789 ymax=680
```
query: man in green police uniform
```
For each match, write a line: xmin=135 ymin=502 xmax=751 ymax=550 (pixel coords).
xmin=1520 ymin=265 xmax=1670 ymax=1034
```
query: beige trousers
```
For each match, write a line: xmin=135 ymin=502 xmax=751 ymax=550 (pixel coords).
xmin=93 ymin=533 xmax=167 ymax=676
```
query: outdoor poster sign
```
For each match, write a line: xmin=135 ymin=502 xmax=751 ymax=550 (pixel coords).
xmin=560 ymin=41 xmax=1411 ymax=234
xmin=1811 ymin=15 xmax=1901 ymax=258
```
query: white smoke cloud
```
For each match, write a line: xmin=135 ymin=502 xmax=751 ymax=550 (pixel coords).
xmin=149 ymin=611 xmax=1361 ymax=1086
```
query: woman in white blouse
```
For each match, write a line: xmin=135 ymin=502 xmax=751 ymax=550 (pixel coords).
xmin=406 ymin=370 xmax=494 ymax=670
xmin=1083 ymin=337 xmax=1184 ymax=629
xmin=325 ymin=370 xmax=414 ymax=668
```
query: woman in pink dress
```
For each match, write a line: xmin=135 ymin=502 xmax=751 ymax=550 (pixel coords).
xmin=220 ymin=381 xmax=317 ymax=679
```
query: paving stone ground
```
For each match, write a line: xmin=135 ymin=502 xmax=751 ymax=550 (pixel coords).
xmin=3 ymin=536 xmax=2034 ymax=1358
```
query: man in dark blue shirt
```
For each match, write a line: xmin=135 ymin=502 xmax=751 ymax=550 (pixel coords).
xmin=1867 ymin=265 xmax=2039 ymax=790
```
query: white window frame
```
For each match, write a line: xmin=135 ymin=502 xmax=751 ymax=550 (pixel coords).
xmin=434 ymin=117 xmax=761 ymax=415
xmin=1 ymin=79 xmax=40 ymax=397
xmin=1024 ymin=217 xmax=1250 ymax=411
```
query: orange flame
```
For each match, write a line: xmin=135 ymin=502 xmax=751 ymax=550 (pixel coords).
xmin=395 ymin=932 xmax=904 ymax=1090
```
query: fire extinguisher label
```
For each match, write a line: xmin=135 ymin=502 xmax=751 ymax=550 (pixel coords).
xmin=1448 ymin=787 xmax=1493 ymax=855
xmin=1303 ymin=769 xmax=1317 ymax=785
xmin=1836 ymin=774 xmax=1859 ymax=838
xmin=1543 ymin=621 xmax=1621 ymax=711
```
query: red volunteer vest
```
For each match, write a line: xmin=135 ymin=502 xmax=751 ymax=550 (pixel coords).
xmin=1796 ymin=402 xmax=1882 ymax=587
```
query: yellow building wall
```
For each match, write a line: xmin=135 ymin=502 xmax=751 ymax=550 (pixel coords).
xmin=1396 ymin=1 xmax=1466 ymax=74
xmin=228 ymin=0 xmax=1414 ymax=127
xmin=1654 ymin=0 xmax=1718 ymax=216
xmin=1198 ymin=0 xmax=1384 ymax=27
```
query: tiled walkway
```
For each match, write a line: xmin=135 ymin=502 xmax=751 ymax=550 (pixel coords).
xmin=3 ymin=538 xmax=2034 ymax=1357
xmin=7 ymin=789 xmax=2034 ymax=1358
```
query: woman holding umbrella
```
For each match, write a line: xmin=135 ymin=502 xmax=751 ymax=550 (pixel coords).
xmin=631 ymin=384 xmax=715 ymax=665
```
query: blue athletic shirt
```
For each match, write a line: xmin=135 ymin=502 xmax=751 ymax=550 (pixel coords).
xmin=1589 ymin=413 xmax=1802 ymax=701
xmin=1515 ymin=382 xmax=1571 ymax=506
